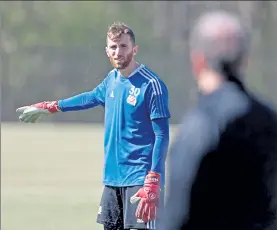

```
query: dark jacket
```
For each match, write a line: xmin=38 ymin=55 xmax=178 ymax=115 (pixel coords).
xmin=163 ymin=80 xmax=277 ymax=230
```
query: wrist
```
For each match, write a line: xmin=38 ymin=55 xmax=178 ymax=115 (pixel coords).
xmin=149 ymin=171 xmax=160 ymax=177
xmin=145 ymin=171 xmax=161 ymax=185
xmin=33 ymin=101 xmax=60 ymax=113
xmin=46 ymin=101 xmax=60 ymax=113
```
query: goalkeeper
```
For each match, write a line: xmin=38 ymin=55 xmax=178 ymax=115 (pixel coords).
xmin=16 ymin=21 xmax=170 ymax=230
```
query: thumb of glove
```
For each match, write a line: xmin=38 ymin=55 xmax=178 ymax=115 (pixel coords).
xmin=130 ymin=190 xmax=142 ymax=204
xmin=16 ymin=106 xmax=30 ymax=113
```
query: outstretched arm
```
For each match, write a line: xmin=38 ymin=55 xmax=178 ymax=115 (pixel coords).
xmin=16 ymin=78 xmax=107 ymax=123
xmin=58 ymin=83 xmax=106 ymax=112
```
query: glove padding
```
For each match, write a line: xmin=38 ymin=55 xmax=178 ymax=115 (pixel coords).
xmin=130 ymin=171 xmax=160 ymax=222
xmin=16 ymin=101 xmax=60 ymax=123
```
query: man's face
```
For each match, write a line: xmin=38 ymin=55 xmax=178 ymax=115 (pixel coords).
xmin=106 ymin=34 xmax=138 ymax=70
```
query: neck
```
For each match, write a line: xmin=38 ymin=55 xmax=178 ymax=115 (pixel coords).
xmin=119 ymin=61 xmax=139 ymax=78
xmin=198 ymin=70 xmax=225 ymax=95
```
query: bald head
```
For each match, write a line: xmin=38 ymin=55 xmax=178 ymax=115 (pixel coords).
xmin=189 ymin=11 xmax=250 ymax=78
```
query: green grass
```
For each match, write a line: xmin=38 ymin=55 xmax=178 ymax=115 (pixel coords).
xmin=2 ymin=123 xmax=106 ymax=230
xmin=1 ymin=123 xmax=177 ymax=230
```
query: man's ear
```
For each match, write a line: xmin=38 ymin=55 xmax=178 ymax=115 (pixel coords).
xmin=190 ymin=51 xmax=207 ymax=78
xmin=133 ymin=45 xmax=139 ymax=56
xmin=105 ymin=47 xmax=110 ymax=57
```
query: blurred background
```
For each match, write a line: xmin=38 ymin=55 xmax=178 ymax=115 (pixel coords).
xmin=2 ymin=1 xmax=277 ymax=124
xmin=1 ymin=1 xmax=277 ymax=230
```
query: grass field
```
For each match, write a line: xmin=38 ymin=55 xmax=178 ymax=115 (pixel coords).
xmin=1 ymin=123 xmax=177 ymax=230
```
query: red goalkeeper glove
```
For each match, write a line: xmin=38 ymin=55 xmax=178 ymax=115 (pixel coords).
xmin=16 ymin=101 xmax=60 ymax=123
xmin=130 ymin=171 xmax=161 ymax=222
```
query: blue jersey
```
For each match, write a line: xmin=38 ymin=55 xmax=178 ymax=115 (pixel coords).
xmin=58 ymin=64 xmax=171 ymax=186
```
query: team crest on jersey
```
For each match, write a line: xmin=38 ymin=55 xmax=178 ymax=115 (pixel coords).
xmin=127 ymin=95 xmax=137 ymax=106
xmin=127 ymin=86 xmax=140 ymax=106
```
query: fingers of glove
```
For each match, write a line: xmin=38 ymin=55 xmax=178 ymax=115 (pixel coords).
xmin=135 ymin=198 xmax=146 ymax=220
xmin=28 ymin=114 xmax=42 ymax=123
xmin=144 ymin=202 xmax=157 ymax=222
xmin=17 ymin=106 xmax=47 ymax=116
xmin=23 ymin=106 xmax=44 ymax=115
xmin=19 ymin=113 xmax=41 ymax=123
xmin=21 ymin=114 xmax=37 ymax=123
xmin=148 ymin=204 xmax=156 ymax=222
xmin=19 ymin=113 xmax=32 ymax=122
xmin=136 ymin=202 xmax=157 ymax=223
xmin=33 ymin=114 xmax=42 ymax=123
xmin=155 ymin=199 xmax=160 ymax=208
xmin=142 ymin=202 xmax=150 ymax=222
xmin=18 ymin=108 xmax=37 ymax=118
xmin=16 ymin=106 xmax=30 ymax=113
xmin=140 ymin=203 xmax=156 ymax=223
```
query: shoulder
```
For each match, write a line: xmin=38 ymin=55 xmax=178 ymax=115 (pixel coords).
xmin=200 ymin=82 xmax=251 ymax=131
xmin=100 ymin=68 xmax=118 ymax=86
xmin=179 ymin=109 xmax=216 ymax=137
xmin=219 ymin=84 xmax=250 ymax=117
xmin=106 ymin=68 xmax=117 ymax=79
xmin=137 ymin=65 xmax=168 ymax=95
xmin=218 ymin=83 xmax=252 ymax=129
xmin=172 ymin=109 xmax=220 ymax=155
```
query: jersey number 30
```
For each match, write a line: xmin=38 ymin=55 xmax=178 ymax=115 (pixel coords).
xmin=129 ymin=86 xmax=140 ymax=97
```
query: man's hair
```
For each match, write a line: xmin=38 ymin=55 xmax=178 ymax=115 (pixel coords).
xmin=189 ymin=11 xmax=251 ymax=78
xmin=107 ymin=21 xmax=136 ymax=44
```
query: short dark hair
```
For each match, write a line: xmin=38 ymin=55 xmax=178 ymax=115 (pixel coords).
xmin=107 ymin=21 xmax=136 ymax=44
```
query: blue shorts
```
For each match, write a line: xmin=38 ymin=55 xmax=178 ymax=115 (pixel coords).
xmin=96 ymin=185 xmax=164 ymax=229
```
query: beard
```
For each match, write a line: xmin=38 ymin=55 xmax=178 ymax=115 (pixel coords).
xmin=109 ymin=51 xmax=133 ymax=70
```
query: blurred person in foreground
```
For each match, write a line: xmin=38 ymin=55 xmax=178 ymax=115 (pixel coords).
xmin=16 ymin=21 xmax=171 ymax=230
xmin=161 ymin=10 xmax=277 ymax=230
